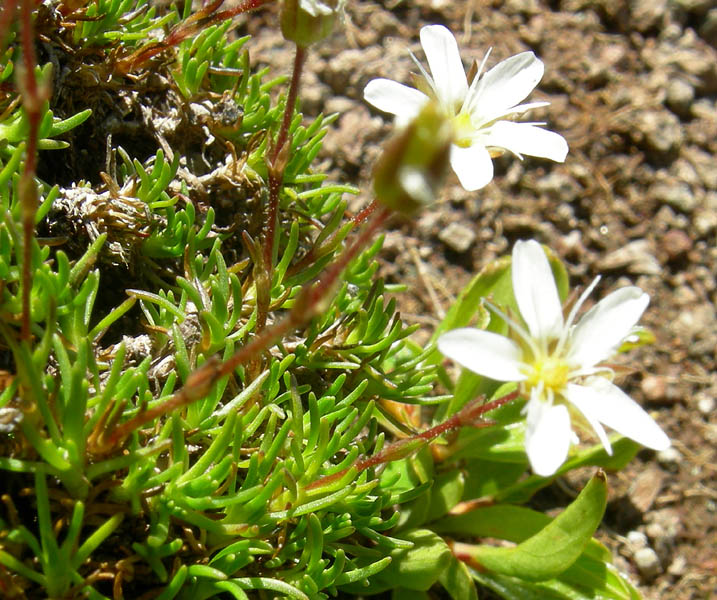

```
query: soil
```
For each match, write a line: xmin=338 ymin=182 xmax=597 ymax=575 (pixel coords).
xmin=246 ymin=1 xmax=716 ymax=598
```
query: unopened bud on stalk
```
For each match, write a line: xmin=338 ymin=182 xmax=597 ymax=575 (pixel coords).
xmin=372 ymin=101 xmax=452 ymax=214
xmin=281 ymin=0 xmax=346 ymax=47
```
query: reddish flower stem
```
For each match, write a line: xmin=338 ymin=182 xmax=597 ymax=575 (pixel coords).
xmin=19 ymin=0 xmax=42 ymax=341
xmin=0 ymin=2 xmax=18 ymax=50
xmin=116 ymin=0 xmax=274 ymax=73
xmin=307 ymin=390 xmax=520 ymax=490
xmin=285 ymin=199 xmax=380 ymax=279
xmin=262 ymin=44 xmax=307 ymax=276
xmin=351 ymin=199 xmax=378 ymax=226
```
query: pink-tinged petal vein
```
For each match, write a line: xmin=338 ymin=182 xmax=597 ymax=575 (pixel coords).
xmin=437 ymin=328 xmax=526 ymax=381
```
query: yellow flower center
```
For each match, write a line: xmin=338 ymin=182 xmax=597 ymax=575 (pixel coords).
xmin=451 ymin=111 xmax=475 ymax=148
xmin=525 ymin=356 xmax=570 ymax=393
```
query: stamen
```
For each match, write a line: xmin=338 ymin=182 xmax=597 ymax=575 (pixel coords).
xmin=408 ymin=49 xmax=437 ymax=99
xmin=483 ymin=298 xmax=540 ymax=358
xmin=555 ymin=275 xmax=600 ymax=354
xmin=463 ymin=47 xmax=492 ymax=114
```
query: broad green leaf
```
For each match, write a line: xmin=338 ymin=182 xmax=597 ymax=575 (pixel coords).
xmin=456 ymin=472 xmax=608 ymax=581
xmin=374 ymin=529 xmax=452 ymax=592
xmin=498 ymin=438 xmax=639 ymax=503
xmin=450 ymin=421 xmax=527 ymax=463
xmin=462 ymin=458 xmax=526 ymax=500
xmin=392 ymin=589 xmax=429 ymax=600
xmin=434 ymin=504 xmax=552 ymax=542
xmin=429 ymin=256 xmax=513 ymax=352
xmin=439 ymin=555 xmax=479 ymax=600
xmin=434 ymin=503 xmax=613 ymax=565
xmin=471 ymin=568 xmax=588 ymax=599
xmin=424 ymin=469 xmax=465 ymax=523
xmin=561 ymin=553 xmax=641 ymax=599
xmin=470 ymin=558 xmax=640 ymax=600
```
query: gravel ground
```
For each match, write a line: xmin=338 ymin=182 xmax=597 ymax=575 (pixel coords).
xmin=247 ymin=0 xmax=716 ymax=597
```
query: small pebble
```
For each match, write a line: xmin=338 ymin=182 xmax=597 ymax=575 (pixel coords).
xmin=627 ymin=530 xmax=648 ymax=550
xmin=438 ymin=222 xmax=476 ymax=253
xmin=661 ymin=229 xmax=692 ymax=260
xmin=656 ymin=446 xmax=683 ymax=467
xmin=696 ymin=393 xmax=715 ymax=415
xmin=596 ymin=239 xmax=661 ymax=275
xmin=668 ymin=555 xmax=688 ymax=576
xmin=641 ymin=375 xmax=667 ymax=402
xmin=536 ymin=172 xmax=579 ymax=203
xmin=635 ymin=110 xmax=684 ymax=156
xmin=652 ymin=182 xmax=697 ymax=213
xmin=634 ymin=547 xmax=662 ymax=579
xmin=665 ymin=79 xmax=695 ymax=117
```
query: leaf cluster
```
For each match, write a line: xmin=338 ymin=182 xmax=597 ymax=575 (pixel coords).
xmin=0 ymin=2 xmax=647 ymax=600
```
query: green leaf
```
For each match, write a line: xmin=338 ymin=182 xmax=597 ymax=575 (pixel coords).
xmin=428 ymin=256 xmax=512 ymax=364
xmin=392 ymin=588 xmax=430 ymax=600
xmin=434 ymin=504 xmax=552 ymax=543
xmin=438 ymin=555 xmax=479 ymax=600
xmin=424 ymin=469 xmax=465 ymax=523
xmin=374 ymin=529 xmax=452 ymax=591
xmin=462 ymin=458 xmax=526 ymax=500
xmin=498 ymin=437 xmax=639 ymax=503
xmin=560 ymin=553 xmax=641 ymax=599
xmin=470 ymin=557 xmax=641 ymax=600
xmin=457 ymin=471 xmax=608 ymax=581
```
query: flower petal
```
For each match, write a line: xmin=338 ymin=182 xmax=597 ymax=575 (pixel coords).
xmin=420 ymin=25 xmax=468 ymax=111
xmin=567 ymin=287 xmax=649 ymax=368
xmin=363 ymin=78 xmax=428 ymax=121
xmin=565 ymin=386 xmax=613 ymax=454
xmin=495 ymin=100 xmax=550 ymax=119
xmin=449 ymin=143 xmax=494 ymax=191
xmin=565 ymin=379 xmax=670 ymax=451
xmin=524 ymin=396 xmax=572 ymax=476
xmin=437 ymin=327 xmax=527 ymax=381
xmin=468 ymin=52 xmax=544 ymax=123
xmin=512 ymin=240 xmax=564 ymax=343
xmin=483 ymin=121 xmax=569 ymax=162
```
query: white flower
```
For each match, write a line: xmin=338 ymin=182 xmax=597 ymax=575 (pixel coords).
xmin=363 ymin=25 xmax=569 ymax=191
xmin=437 ymin=240 xmax=670 ymax=476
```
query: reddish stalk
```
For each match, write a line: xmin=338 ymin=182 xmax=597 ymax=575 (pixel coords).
xmin=19 ymin=0 xmax=43 ymax=341
xmin=105 ymin=205 xmax=393 ymax=449
xmin=307 ymin=390 xmax=520 ymax=490
xmin=285 ymin=199 xmax=381 ymax=279
xmin=116 ymin=0 xmax=274 ymax=73
xmin=0 ymin=3 xmax=18 ymax=50
xmin=262 ymin=44 xmax=307 ymax=275
xmin=351 ymin=198 xmax=378 ymax=226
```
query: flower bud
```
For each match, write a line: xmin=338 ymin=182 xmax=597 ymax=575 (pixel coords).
xmin=372 ymin=101 xmax=452 ymax=214
xmin=280 ymin=0 xmax=346 ymax=47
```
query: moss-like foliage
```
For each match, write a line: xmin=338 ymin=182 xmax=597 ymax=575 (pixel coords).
xmin=0 ymin=2 xmax=646 ymax=599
